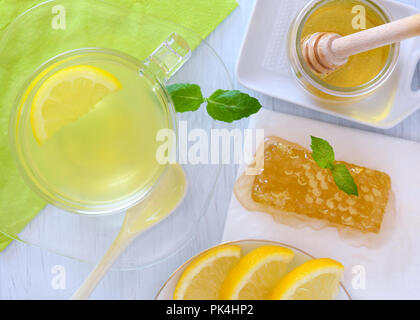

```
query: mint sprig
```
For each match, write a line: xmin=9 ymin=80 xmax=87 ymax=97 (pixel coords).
xmin=167 ymin=83 xmax=262 ymax=122
xmin=310 ymin=136 xmax=358 ymax=196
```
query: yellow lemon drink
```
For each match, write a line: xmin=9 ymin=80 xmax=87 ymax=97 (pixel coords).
xmin=12 ymin=49 xmax=176 ymax=214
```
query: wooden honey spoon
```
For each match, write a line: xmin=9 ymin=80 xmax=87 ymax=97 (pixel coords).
xmin=302 ymin=13 xmax=420 ymax=75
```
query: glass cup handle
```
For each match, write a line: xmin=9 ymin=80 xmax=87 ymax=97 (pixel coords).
xmin=142 ymin=33 xmax=191 ymax=83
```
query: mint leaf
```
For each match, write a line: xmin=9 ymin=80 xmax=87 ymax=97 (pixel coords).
xmin=166 ymin=84 xmax=263 ymax=123
xmin=206 ymin=90 xmax=262 ymax=123
xmin=331 ymin=163 xmax=359 ymax=196
xmin=310 ymin=136 xmax=358 ymax=196
xmin=310 ymin=136 xmax=335 ymax=169
xmin=167 ymin=83 xmax=204 ymax=112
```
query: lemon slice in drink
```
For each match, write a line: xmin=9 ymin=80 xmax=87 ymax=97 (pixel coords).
xmin=31 ymin=65 xmax=122 ymax=143
xmin=173 ymin=245 xmax=241 ymax=300
xmin=219 ymin=246 xmax=294 ymax=300
xmin=270 ymin=258 xmax=344 ymax=300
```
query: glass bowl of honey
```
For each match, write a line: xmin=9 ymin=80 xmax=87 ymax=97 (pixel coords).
xmin=288 ymin=0 xmax=400 ymax=102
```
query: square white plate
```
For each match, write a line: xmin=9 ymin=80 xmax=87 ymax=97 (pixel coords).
xmin=236 ymin=0 xmax=420 ymax=129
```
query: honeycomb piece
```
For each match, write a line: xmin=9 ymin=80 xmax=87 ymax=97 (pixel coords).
xmin=236 ymin=137 xmax=391 ymax=234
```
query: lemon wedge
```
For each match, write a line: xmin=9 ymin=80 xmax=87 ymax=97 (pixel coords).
xmin=219 ymin=246 xmax=294 ymax=300
xmin=173 ymin=245 xmax=241 ymax=300
xmin=270 ymin=258 xmax=344 ymax=300
xmin=30 ymin=65 xmax=122 ymax=143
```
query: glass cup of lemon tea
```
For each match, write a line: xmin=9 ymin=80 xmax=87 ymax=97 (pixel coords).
xmin=10 ymin=34 xmax=190 ymax=215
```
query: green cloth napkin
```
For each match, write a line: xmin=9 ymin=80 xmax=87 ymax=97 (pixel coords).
xmin=0 ymin=0 xmax=238 ymax=251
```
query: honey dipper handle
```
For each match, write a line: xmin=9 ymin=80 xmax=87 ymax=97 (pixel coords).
xmin=332 ymin=13 xmax=420 ymax=59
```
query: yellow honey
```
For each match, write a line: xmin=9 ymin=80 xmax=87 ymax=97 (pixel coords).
xmin=302 ymin=0 xmax=390 ymax=88
xmin=250 ymin=137 xmax=391 ymax=233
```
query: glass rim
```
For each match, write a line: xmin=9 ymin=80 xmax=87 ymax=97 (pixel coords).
xmin=290 ymin=0 xmax=400 ymax=97
xmin=9 ymin=47 xmax=177 ymax=216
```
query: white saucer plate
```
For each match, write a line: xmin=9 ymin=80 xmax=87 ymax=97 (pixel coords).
xmin=236 ymin=0 xmax=420 ymax=129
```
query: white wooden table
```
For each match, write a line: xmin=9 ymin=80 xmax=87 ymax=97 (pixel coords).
xmin=1 ymin=0 xmax=420 ymax=300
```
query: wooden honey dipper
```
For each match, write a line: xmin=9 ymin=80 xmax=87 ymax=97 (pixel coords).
xmin=302 ymin=13 xmax=420 ymax=75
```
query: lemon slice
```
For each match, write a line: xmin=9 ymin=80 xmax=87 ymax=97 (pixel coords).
xmin=270 ymin=258 xmax=344 ymax=300
xmin=219 ymin=246 xmax=294 ymax=300
xmin=30 ymin=65 xmax=122 ymax=143
xmin=173 ymin=245 xmax=241 ymax=300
